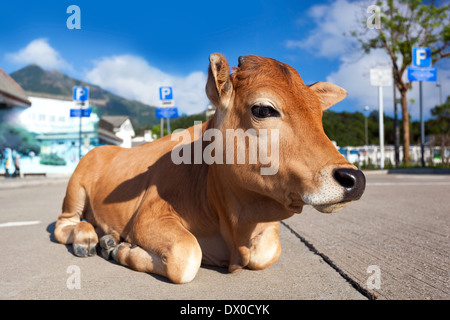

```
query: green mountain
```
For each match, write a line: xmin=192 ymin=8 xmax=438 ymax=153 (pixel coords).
xmin=9 ymin=64 xmax=159 ymax=130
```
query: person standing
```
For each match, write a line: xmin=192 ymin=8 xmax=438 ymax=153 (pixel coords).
xmin=13 ymin=154 xmax=21 ymax=178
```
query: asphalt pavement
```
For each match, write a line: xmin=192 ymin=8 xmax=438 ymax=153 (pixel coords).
xmin=0 ymin=171 xmax=448 ymax=300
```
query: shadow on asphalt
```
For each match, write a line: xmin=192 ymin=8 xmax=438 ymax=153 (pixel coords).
xmin=46 ymin=221 xmax=56 ymax=243
xmin=46 ymin=220 xmax=229 ymax=284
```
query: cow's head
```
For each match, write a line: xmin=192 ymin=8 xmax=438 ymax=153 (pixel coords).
xmin=206 ymin=53 xmax=365 ymax=215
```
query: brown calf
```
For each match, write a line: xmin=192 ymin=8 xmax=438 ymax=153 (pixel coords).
xmin=54 ymin=54 xmax=365 ymax=283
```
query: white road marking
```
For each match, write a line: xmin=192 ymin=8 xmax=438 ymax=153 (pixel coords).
xmin=0 ymin=221 xmax=41 ymax=228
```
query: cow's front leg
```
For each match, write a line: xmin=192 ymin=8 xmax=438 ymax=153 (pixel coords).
xmin=107 ymin=220 xmax=202 ymax=284
xmin=247 ymin=222 xmax=281 ymax=270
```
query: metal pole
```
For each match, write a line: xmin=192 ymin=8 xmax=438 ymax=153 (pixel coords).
xmin=160 ymin=118 xmax=164 ymax=138
xmin=364 ymin=105 xmax=369 ymax=146
xmin=420 ymin=81 xmax=425 ymax=167
xmin=393 ymin=76 xmax=400 ymax=167
xmin=378 ymin=85 xmax=384 ymax=169
xmin=365 ymin=115 xmax=368 ymax=146
xmin=436 ymin=82 xmax=442 ymax=105
xmin=79 ymin=105 xmax=82 ymax=160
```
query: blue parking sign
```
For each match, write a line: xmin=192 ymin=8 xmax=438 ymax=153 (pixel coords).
xmin=412 ymin=47 xmax=431 ymax=67
xmin=73 ymin=86 xmax=89 ymax=102
xmin=407 ymin=66 xmax=436 ymax=82
xmin=156 ymin=107 xmax=178 ymax=119
xmin=70 ymin=108 xmax=92 ymax=117
xmin=159 ymin=87 xmax=173 ymax=100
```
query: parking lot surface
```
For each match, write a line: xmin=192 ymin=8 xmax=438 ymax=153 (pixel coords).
xmin=0 ymin=171 xmax=448 ymax=300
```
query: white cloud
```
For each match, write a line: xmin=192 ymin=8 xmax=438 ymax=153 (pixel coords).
xmin=5 ymin=38 xmax=72 ymax=71
xmin=326 ymin=49 xmax=395 ymax=114
xmin=286 ymin=0 xmax=365 ymax=59
xmin=85 ymin=55 xmax=208 ymax=115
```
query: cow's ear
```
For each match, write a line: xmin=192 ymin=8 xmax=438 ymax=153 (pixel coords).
xmin=206 ymin=53 xmax=233 ymax=109
xmin=309 ymin=81 xmax=347 ymax=111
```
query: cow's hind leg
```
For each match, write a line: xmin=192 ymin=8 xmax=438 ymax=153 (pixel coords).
xmin=54 ymin=179 xmax=98 ymax=257
xmin=107 ymin=220 xmax=202 ymax=284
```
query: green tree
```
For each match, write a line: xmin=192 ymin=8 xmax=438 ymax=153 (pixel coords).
xmin=428 ymin=96 xmax=450 ymax=135
xmin=427 ymin=96 xmax=450 ymax=164
xmin=323 ymin=110 xmax=399 ymax=147
xmin=150 ymin=113 xmax=207 ymax=138
xmin=323 ymin=111 xmax=366 ymax=146
xmin=353 ymin=0 xmax=449 ymax=164
xmin=170 ymin=113 xmax=207 ymax=132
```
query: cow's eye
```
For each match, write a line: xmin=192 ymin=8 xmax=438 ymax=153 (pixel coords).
xmin=251 ymin=105 xmax=281 ymax=118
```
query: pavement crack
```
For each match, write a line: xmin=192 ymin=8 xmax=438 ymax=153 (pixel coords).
xmin=280 ymin=220 xmax=377 ymax=300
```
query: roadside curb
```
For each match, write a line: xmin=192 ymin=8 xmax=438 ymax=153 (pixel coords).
xmin=362 ymin=168 xmax=450 ymax=175
xmin=0 ymin=176 xmax=69 ymax=189
xmin=362 ymin=170 xmax=388 ymax=175
xmin=387 ymin=167 xmax=450 ymax=174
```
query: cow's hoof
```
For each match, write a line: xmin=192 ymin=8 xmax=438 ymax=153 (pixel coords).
xmin=111 ymin=242 xmax=131 ymax=262
xmin=99 ymin=235 xmax=117 ymax=260
xmin=73 ymin=243 xmax=97 ymax=257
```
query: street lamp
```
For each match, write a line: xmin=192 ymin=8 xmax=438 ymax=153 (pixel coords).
xmin=370 ymin=68 xmax=391 ymax=170
xmin=436 ymin=82 xmax=443 ymax=105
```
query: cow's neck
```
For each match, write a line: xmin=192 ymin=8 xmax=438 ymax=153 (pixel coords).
xmin=205 ymin=160 xmax=293 ymax=272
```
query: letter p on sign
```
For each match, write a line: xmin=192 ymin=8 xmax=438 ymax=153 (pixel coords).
xmin=73 ymin=86 xmax=89 ymax=102
xmin=159 ymin=87 xmax=173 ymax=101
xmin=76 ymin=88 xmax=85 ymax=100
xmin=413 ymin=47 xmax=431 ymax=67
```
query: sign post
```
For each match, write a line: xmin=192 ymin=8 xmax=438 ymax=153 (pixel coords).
xmin=408 ymin=47 xmax=436 ymax=167
xmin=393 ymin=70 xmax=400 ymax=167
xmin=157 ymin=87 xmax=178 ymax=137
xmin=72 ymin=86 xmax=90 ymax=160
xmin=370 ymin=68 xmax=392 ymax=169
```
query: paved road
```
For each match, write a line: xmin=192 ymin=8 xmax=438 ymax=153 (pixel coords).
xmin=287 ymin=172 xmax=450 ymax=300
xmin=0 ymin=172 xmax=448 ymax=300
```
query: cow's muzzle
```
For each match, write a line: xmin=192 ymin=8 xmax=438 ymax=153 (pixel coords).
xmin=332 ymin=168 xmax=366 ymax=201
xmin=300 ymin=166 xmax=366 ymax=214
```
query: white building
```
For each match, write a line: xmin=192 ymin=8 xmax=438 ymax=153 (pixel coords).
xmin=98 ymin=116 xmax=135 ymax=148
xmin=20 ymin=96 xmax=99 ymax=138
xmin=18 ymin=96 xmax=100 ymax=158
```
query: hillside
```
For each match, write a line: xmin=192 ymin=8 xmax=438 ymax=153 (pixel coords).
xmin=10 ymin=65 xmax=159 ymax=130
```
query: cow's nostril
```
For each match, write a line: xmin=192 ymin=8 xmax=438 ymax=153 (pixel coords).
xmin=333 ymin=168 xmax=366 ymax=201
xmin=333 ymin=169 xmax=356 ymax=189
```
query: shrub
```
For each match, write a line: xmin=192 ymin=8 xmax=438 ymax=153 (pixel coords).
xmin=39 ymin=154 xmax=66 ymax=166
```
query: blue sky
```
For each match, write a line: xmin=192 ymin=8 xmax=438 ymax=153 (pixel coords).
xmin=1 ymin=0 xmax=448 ymax=119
